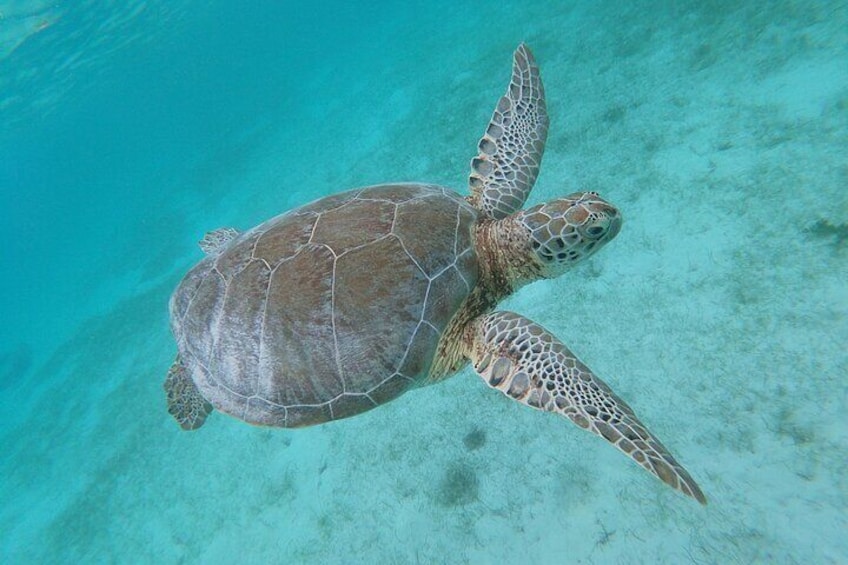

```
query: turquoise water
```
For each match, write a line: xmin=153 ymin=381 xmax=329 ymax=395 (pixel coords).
xmin=2 ymin=1 xmax=846 ymax=562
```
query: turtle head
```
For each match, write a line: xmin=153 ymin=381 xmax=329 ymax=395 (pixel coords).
xmin=517 ymin=192 xmax=622 ymax=279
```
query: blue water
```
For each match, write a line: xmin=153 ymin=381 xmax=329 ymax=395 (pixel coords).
xmin=2 ymin=1 xmax=846 ymax=562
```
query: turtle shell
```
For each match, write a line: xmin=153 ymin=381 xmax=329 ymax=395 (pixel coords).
xmin=170 ymin=183 xmax=479 ymax=427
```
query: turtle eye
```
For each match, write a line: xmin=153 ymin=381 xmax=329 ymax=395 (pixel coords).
xmin=586 ymin=225 xmax=607 ymax=238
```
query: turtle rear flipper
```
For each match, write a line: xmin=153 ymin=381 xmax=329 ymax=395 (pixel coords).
xmin=164 ymin=357 xmax=213 ymax=430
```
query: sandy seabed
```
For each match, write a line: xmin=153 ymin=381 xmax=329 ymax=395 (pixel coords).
xmin=1 ymin=1 xmax=846 ymax=563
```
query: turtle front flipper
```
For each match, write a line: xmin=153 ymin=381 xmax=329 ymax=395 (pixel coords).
xmin=468 ymin=43 xmax=549 ymax=220
xmin=466 ymin=311 xmax=706 ymax=504
xmin=164 ymin=357 xmax=213 ymax=430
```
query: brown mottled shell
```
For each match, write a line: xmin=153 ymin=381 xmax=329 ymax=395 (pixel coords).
xmin=169 ymin=184 xmax=479 ymax=427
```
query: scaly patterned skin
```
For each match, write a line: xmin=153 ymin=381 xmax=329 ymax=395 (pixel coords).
xmin=456 ymin=47 xmax=705 ymax=504
xmin=518 ymin=193 xmax=622 ymax=278
xmin=430 ymin=192 xmax=621 ymax=380
xmin=164 ymin=359 xmax=212 ymax=430
xmin=462 ymin=179 xmax=705 ymax=504
xmin=468 ymin=44 xmax=549 ymax=220
xmin=477 ymin=192 xmax=622 ymax=288
xmin=465 ymin=311 xmax=707 ymax=505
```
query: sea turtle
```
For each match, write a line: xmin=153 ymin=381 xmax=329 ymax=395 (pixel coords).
xmin=165 ymin=44 xmax=706 ymax=504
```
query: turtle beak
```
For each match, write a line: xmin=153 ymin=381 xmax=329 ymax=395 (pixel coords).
xmin=606 ymin=209 xmax=622 ymax=240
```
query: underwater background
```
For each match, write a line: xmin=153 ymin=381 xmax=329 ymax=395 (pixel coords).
xmin=1 ymin=1 xmax=846 ymax=562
